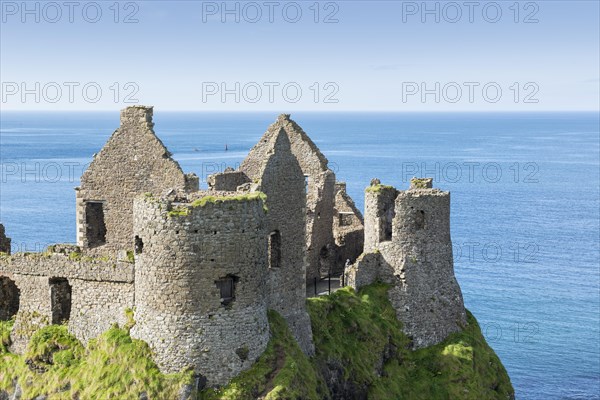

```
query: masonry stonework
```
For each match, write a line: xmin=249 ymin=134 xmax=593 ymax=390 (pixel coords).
xmin=131 ymin=192 xmax=270 ymax=385
xmin=240 ymin=115 xmax=341 ymax=281
xmin=0 ymin=251 xmax=134 ymax=352
xmin=76 ymin=106 xmax=198 ymax=254
xmin=240 ymin=127 xmax=314 ymax=355
xmin=1 ymin=107 xmax=471 ymax=389
xmin=345 ymin=179 xmax=467 ymax=348
xmin=332 ymin=182 xmax=364 ymax=275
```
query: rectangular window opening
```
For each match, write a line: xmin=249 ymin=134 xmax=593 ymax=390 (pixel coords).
xmin=215 ymin=276 xmax=237 ymax=306
xmin=49 ymin=277 xmax=72 ymax=324
xmin=85 ymin=201 xmax=107 ymax=248
xmin=268 ymin=230 xmax=281 ymax=269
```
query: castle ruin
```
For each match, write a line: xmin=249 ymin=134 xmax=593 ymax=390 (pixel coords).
xmin=344 ymin=178 xmax=467 ymax=348
xmin=0 ymin=106 xmax=466 ymax=386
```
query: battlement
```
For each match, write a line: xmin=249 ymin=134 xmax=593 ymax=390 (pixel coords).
xmin=135 ymin=190 xmax=268 ymax=220
xmin=132 ymin=189 xmax=270 ymax=384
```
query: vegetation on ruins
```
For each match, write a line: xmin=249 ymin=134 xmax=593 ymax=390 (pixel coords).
xmin=167 ymin=192 xmax=269 ymax=217
xmin=0 ymin=283 xmax=513 ymax=399
xmin=365 ymin=184 xmax=395 ymax=194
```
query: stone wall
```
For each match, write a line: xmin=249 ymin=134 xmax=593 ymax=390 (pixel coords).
xmin=240 ymin=114 xmax=336 ymax=281
xmin=76 ymin=106 xmax=198 ymax=254
xmin=0 ymin=224 xmax=11 ymax=254
xmin=346 ymin=180 xmax=467 ymax=349
xmin=363 ymin=184 xmax=397 ymax=252
xmin=207 ymin=168 xmax=250 ymax=191
xmin=69 ymin=279 xmax=134 ymax=343
xmin=131 ymin=192 xmax=271 ymax=386
xmin=0 ymin=251 xmax=135 ymax=351
xmin=250 ymin=127 xmax=314 ymax=355
xmin=332 ymin=182 xmax=364 ymax=275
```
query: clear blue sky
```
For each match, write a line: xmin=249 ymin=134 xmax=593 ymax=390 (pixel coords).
xmin=1 ymin=0 xmax=598 ymax=111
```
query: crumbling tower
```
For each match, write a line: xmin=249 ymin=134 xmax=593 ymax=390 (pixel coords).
xmin=131 ymin=191 xmax=270 ymax=386
xmin=345 ymin=178 xmax=467 ymax=348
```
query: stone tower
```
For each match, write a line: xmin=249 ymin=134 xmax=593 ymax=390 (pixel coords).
xmin=131 ymin=191 xmax=270 ymax=386
xmin=76 ymin=106 xmax=198 ymax=254
xmin=345 ymin=178 xmax=467 ymax=348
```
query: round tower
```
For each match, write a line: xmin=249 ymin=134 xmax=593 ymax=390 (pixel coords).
xmin=131 ymin=191 xmax=270 ymax=386
xmin=389 ymin=178 xmax=467 ymax=348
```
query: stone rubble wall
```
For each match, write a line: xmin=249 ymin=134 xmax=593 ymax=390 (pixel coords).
xmin=131 ymin=194 xmax=271 ymax=386
xmin=332 ymin=182 xmax=364 ymax=275
xmin=240 ymin=114 xmax=337 ymax=282
xmin=347 ymin=182 xmax=467 ymax=349
xmin=76 ymin=106 xmax=198 ymax=254
xmin=0 ymin=252 xmax=135 ymax=352
xmin=69 ymin=279 xmax=134 ymax=344
xmin=207 ymin=169 xmax=250 ymax=191
xmin=253 ymin=128 xmax=315 ymax=356
xmin=386 ymin=188 xmax=467 ymax=348
xmin=4 ymin=274 xmax=50 ymax=353
xmin=363 ymin=186 xmax=398 ymax=252
xmin=0 ymin=253 xmax=134 ymax=283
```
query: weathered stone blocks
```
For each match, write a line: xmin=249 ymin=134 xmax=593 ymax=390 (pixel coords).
xmin=346 ymin=179 xmax=467 ymax=349
xmin=131 ymin=192 xmax=271 ymax=385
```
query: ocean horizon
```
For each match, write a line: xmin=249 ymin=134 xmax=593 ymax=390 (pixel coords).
xmin=1 ymin=111 xmax=599 ymax=399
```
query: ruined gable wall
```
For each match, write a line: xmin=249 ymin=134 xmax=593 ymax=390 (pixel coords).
xmin=240 ymin=115 xmax=336 ymax=281
xmin=76 ymin=106 xmax=198 ymax=254
xmin=255 ymin=128 xmax=314 ymax=355
xmin=131 ymin=194 xmax=270 ymax=385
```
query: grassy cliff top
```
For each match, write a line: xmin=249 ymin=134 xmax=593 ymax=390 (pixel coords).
xmin=0 ymin=284 xmax=513 ymax=399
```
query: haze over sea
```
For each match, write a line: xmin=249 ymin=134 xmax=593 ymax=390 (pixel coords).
xmin=0 ymin=111 xmax=598 ymax=400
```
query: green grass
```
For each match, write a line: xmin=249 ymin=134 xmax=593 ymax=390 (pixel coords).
xmin=169 ymin=192 xmax=268 ymax=217
xmin=410 ymin=177 xmax=431 ymax=189
xmin=0 ymin=284 xmax=513 ymax=399
xmin=0 ymin=320 xmax=13 ymax=354
xmin=307 ymin=283 xmax=514 ymax=400
xmin=201 ymin=310 xmax=326 ymax=400
xmin=190 ymin=192 xmax=267 ymax=209
xmin=365 ymin=184 xmax=395 ymax=194
xmin=0 ymin=323 xmax=193 ymax=399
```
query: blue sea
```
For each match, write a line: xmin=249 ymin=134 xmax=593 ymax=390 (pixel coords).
xmin=0 ymin=111 xmax=598 ymax=399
